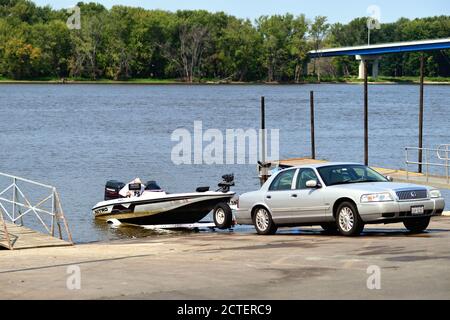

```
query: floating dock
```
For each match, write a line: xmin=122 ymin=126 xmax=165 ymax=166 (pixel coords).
xmin=276 ymin=158 xmax=450 ymax=190
xmin=0 ymin=222 xmax=71 ymax=250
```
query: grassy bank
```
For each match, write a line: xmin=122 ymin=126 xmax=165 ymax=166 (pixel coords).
xmin=1 ymin=75 xmax=449 ymax=85
xmin=340 ymin=76 xmax=450 ymax=84
xmin=0 ymin=76 xmax=179 ymax=84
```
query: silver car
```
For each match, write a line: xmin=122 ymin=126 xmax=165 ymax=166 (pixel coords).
xmin=236 ymin=163 xmax=445 ymax=236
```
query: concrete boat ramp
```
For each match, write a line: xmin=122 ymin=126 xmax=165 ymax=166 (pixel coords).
xmin=1 ymin=217 xmax=449 ymax=299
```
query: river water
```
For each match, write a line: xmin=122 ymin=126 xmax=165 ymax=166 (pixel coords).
xmin=0 ymin=83 xmax=448 ymax=243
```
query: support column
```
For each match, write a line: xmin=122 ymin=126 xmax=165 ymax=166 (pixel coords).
xmin=358 ymin=57 xmax=366 ymax=79
xmin=356 ymin=55 xmax=381 ymax=79
xmin=372 ymin=59 xmax=380 ymax=79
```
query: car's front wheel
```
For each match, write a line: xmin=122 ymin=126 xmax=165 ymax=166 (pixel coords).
xmin=336 ymin=202 xmax=364 ymax=236
xmin=253 ymin=207 xmax=277 ymax=235
xmin=403 ymin=217 xmax=430 ymax=233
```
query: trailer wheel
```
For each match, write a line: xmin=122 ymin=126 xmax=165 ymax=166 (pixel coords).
xmin=213 ymin=203 xmax=233 ymax=229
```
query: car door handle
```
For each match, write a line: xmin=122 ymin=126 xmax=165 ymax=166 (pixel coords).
xmin=291 ymin=194 xmax=298 ymax=198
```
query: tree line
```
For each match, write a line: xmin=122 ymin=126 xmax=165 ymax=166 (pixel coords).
xmin=0 ymin=0 xmax=449 ymax=81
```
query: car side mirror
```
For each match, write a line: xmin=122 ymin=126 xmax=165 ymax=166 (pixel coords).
xmin=306 ymin=180 xmax=321 ymax=188
xmin=385 ymin=176 xmax=393 ymax=182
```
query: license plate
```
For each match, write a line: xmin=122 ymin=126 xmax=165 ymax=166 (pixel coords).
xmin=411 ymin=206 xmax=424 ymax=215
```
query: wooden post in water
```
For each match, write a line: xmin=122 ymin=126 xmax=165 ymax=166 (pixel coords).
xmin=310 ymin=91 xmax=316 ymax=159
xmin=364 ymin=60 xmax=369 ymax=166
xmin=261 ymin=96 xmax=266 ymax=162
xmin=418 ymin=54 xmax=425 ymax=173
xmin=259 ymin=96 xmax=270 ymax=185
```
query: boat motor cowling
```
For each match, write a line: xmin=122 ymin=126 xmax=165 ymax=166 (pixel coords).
xmin=104 ymin=180 xmax=125 ymax=201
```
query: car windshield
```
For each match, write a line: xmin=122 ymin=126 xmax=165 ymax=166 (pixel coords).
xmin=317 ymin=164 xmax=388 ymax=186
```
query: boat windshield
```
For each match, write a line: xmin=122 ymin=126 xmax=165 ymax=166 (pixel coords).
xmin=317 ymin=164 xmax=388 ymax=186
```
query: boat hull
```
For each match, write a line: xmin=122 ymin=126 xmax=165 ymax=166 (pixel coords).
xmin=93 ymin=193 xmax=234 ymax=225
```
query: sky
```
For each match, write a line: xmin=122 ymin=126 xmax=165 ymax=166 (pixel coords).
xmin=33 ymin=0 xmax=450 ymax=23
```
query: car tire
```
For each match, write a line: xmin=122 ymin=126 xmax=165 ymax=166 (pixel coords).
xmin=321 ymin=223 xmax=338 ymax=234
xmin=403 ymin=217 xmax=430 ymax=233
xmin=253 ymin=207 xmax=277 ymax=235
xmin=213 ymin=202 xmax=233 ymax=229
xmin=336 ymin=202 xmax=364 ymax=236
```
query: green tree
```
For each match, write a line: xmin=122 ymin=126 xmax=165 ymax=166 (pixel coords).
xmin=69 ymin=12 xmax=106 ymax=79
xmin=309 ymin=16 xmax=330 ymax=81
xmin=0 ymin=1 xmax=449 ymax=81
xmin=3 ymin=37 xmax=41 ymax=79
xmin=217 ymin=17 xmax=263 ymax=81
xmin=158 ymin=11 xmax=212 ymax=82
xmin=30 ymin=20 xmax=71 ymax=77
xmin=257 ymin=14 xmax=308 ymax=82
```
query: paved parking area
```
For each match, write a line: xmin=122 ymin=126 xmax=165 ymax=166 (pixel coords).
xmin=1 ymin=217 xmax=449 ymax=299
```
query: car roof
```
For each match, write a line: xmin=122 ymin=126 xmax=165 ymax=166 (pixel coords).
xmin=287 ymin=162 xmax=363 ymax=170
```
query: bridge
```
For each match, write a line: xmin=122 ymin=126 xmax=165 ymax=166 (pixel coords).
xmin=309 ymin=38 xmax=450 ymax=78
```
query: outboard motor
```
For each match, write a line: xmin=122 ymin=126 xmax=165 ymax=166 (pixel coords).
xmin=104 ymin=180 xmax=125 ymax=201
xmin=145 ymin=180 xmax=162 ymax=191
xmin=217 ymin=174 xmax=235 ymax=193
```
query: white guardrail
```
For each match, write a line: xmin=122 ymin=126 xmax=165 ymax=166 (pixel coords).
xmin=405 ymin=144 xmax=450 ymax=184
xmin=0 ymin=172 xmax=72 ymax=249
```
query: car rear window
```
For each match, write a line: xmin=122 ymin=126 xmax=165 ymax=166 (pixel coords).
xmin=269 ymin=169 xmax=295 ymax=191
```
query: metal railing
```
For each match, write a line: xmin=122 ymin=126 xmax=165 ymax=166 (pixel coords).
xmin=405 ymin=144 xmax=450 ymax=184
xmin=0 ymin=172 xmax=73 ymax=249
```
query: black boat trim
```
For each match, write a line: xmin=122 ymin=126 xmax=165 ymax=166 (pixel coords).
xmin=92 ymin=193 xmax=234 ymax=211
xmin=117 ymin=198 xmax=227 ymax=225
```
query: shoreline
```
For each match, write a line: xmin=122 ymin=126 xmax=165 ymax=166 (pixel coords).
xmin=1 ymin=79 xmax=450 ymax=85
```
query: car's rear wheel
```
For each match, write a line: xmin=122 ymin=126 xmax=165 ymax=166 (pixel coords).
xmin=403 ymin=217 xmax=430 ymax=233
xmin=336 ymin=202 xmax=364 ymax=236
xmin=253 ymin=207 xmax=277 ymax=235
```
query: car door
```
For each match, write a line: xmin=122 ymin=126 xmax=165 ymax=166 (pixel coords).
xmin=264 ymin=169 xmax=297 ymax=221
xmin=287 ymin=168 xmax=329 ymax=223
